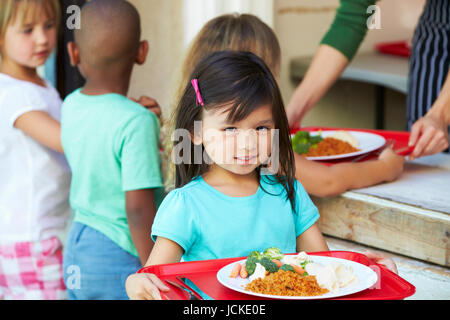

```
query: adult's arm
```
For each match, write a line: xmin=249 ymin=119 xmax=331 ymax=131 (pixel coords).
xmin=286 ymin=0 xmax=377 ymax=127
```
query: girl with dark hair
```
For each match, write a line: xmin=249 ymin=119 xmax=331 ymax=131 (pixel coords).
xmin=162 ymin=13 xmax=404 ymax=198
xmin=125 ymin=51 xmax=329 ymax=300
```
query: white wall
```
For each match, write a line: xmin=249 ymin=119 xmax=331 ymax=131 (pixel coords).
xmin=183 ymin=0 xmax=274 ymax=46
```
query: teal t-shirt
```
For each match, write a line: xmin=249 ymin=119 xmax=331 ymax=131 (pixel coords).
xmin=61 ymin=89 xmax=165 ymax=257
xmin=151 ymin=175 xmax=320 ymax=261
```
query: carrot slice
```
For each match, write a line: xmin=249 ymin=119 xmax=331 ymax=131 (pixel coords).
xmin=290 ymin=263 xmax=306 ymax=275
xmin=230 ymin=262 xmax=241 ymax=278
xmin=272 ymin=259 xmax=283 ymax=267
xmin=240 ymin=262 xmax=248 ymax=278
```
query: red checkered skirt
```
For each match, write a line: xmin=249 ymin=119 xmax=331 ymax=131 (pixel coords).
xmin=0 ymin=236 xmax=66 ymax=300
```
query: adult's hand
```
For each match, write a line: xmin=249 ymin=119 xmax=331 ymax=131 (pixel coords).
xmin=409 ymin=112 xmax=449 ymax=160
xmin=409 ymin=72 xmax=450 ymax=160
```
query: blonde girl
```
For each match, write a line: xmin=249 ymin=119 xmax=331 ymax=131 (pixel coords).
xmin=0 ymin=0 xmax=69 ymax=299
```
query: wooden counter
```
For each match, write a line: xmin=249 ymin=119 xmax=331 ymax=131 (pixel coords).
xmin=312 ymin=154 xmax=450 ymax=267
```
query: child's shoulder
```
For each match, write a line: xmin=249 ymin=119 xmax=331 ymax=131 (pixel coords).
xmin=63 ymin=90 xmax=156 ymax=122
xmin=0 ymin=74 xmax=58 ymax=109
xmin=0 ymin=73 xmax=42 ymax=95
xmin=164 ymin=177 xmax=207 ymax=199
xmin=166 ymin=177 xmax=203 ymax=196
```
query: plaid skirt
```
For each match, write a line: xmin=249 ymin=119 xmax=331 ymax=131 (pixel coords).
xmin=0 ymin=236 xmax=66 ymax=300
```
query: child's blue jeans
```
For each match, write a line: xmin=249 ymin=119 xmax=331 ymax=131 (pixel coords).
xmin=63 ymin=222 xmax=142 ymax=300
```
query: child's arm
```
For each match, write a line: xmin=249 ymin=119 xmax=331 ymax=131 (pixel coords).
xmin=296 ymin=222 xmax=329 ymax=252
xmin=125 ymin=189 xmax=159 ymax=266
xmin=14 ymin=111 xmax=63 ymax=152
xmin=295 ymin=147 xmax=405 ymax=197
xmin=126 ymin=237 xmax=183 ymax=300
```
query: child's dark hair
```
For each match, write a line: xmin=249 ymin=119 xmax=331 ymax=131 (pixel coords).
xmin=174 ymin=50 xmax=297 ymax=212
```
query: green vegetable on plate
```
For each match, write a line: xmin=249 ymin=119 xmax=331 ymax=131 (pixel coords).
xmin=259 ymin=257 xmax=279 ymax=273
xmin=245 ymin=256 xmax=258 ymax=275
xmin=280 ymin=264 xmax=295 ymax=272
xmin=291 ymin=130 xmax=323 ymax=155
xmin=248 ymin=250 xmax=263 ymax=260
xmin=262 ymin=247 xmax=284 ymax=260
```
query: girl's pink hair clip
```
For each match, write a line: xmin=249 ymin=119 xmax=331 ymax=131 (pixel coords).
xmin=191 ymin=79 xmax=205 ymax=107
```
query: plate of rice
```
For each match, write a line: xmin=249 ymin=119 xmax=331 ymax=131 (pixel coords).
xmin=291 ymin=130 xmax=386 ymax=161
xmin=217 ymin=249 xmax=378 ymax=300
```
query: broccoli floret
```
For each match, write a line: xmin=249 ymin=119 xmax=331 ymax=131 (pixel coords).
xmin=245 ymin=256 xmax=258 ymax=275
xmin=300 ymin=260 xmax=310 ymax=269
xmin=248 ymin=250 xmax=263 ymax=260
xmin=280 ymin=264 xmax=295 ymax=273
xmin=293 ymin=131 xmax=310 ymax=143
xmin=259 ymin=257 xmax=279 ymax=273
xmin=293 ymin=142 xmax=310 ymax=155
xmin=292 ymin=131 xmax=323 ymax=154
xmin=263 ymin=247 xmax=284 ymax=260
xmin=309 ymin=135 xmax=323 ymax=146
xmin=292 ymin=131 xmax=309 ymax=148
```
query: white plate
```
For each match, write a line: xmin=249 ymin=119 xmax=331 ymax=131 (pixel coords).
xmin=217 ymin=255 xmax=378 ymax=300
xmin=292 ymin=130 xmax=386 ymax=161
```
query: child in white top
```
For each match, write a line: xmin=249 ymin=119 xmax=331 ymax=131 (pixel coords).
xmin=0 ymin=0 xmax=69 ymax=299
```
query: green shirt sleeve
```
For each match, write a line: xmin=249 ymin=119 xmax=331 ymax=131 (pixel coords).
xmin=320 ymin=0 xmax=378 ymax=61
xmin=118 ymin=111 xmax=163 ymax=191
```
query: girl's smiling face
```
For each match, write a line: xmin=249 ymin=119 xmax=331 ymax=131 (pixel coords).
xmin=194 ymin=103 xmax=275 ymax=176
xmin=1 ymin=4 xmax=56 ymax=69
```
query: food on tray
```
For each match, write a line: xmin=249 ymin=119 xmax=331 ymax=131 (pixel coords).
xmin=292 ymin=130 xmax=360 ymax=157
xmin=305 ymin=261 xmax=357 ymax=292
xmin=306 ymin=137 xmax=360 ymax=157
xmin=249 ymin=263 xmax=267 ymax=282
xmin=291 ymin=130 xmax=323 ymax=155
xmin=245 ymin=269 xmax=328 ymax=296
xmin=327 ymin=131 xmax=359 ymax=148
xmin=230 ymin=247 xmax=357 ymax=297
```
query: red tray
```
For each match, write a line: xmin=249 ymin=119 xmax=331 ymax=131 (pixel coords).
xmin=138 ymin=251 xmax=415 ymax=300
xmin=291 ymin=126 xmax=414 ymax=166
xmin=375 ymin=41 xmax=411 ymax=57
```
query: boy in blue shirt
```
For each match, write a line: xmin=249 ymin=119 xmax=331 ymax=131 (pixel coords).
xmin=61 ymin=0 xmax=164 ymax=300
